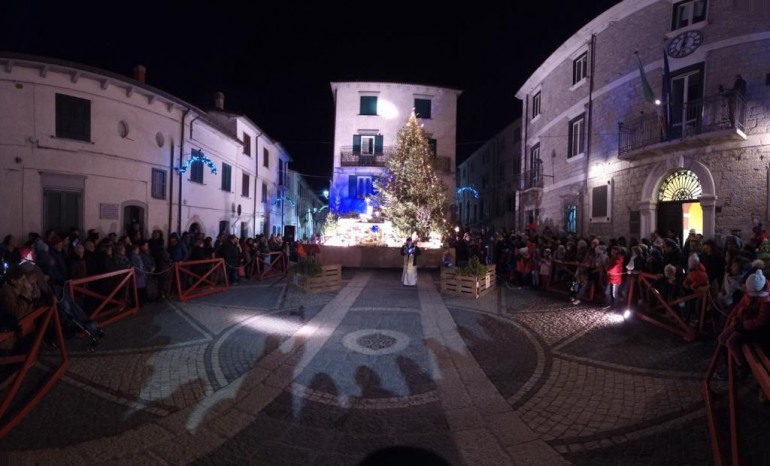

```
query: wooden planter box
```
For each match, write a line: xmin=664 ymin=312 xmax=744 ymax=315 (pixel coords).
xmin=440 ymin=264 xmax=496 ymax=299
xmin=291 ymin=264 xmax=342 ymax=293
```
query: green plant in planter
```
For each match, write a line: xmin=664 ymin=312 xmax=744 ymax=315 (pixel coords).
xmin=459 ymin=256 xmax=488 ymax=278
xmin=293 ymin=258 xmax=322 ymax=276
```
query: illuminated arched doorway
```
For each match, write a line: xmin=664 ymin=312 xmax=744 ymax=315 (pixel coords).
xmin=657 ymin=169 xmax=703 ymax=245
xmin=639 ymin=159 xmax=716 ymax=240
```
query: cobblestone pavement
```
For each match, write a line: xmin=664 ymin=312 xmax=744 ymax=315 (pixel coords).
xmin=0 ymin=269 xmax=768 ymax=465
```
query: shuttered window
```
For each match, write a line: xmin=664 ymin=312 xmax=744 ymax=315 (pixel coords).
xmin=221 ymin=163 xmax=232 ymax=191
xmin=55 ymin=93 xmax=91 ymax=141
xmin=151 ymin=168 xmax=167 ymax=199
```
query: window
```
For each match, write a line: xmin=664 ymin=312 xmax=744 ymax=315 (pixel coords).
xmin=221 ymin=163 xmax=232 ymax=191
xmin=564 ymin=204 xmax=577 ymax=233
xmin=672 ymin=0 xmax=707 ymax=30
xmin=278 ymin=161 xmax=286 ymax=187
xmin=261 ymin=182 xmax=268 ymax=203
xmin=190 ymin=160 xmax=204 ymax=183
xmin=349 ymin=175 xmax=374 ymax=198
xmin=263 ymin=148 xmax=269 ymax=168
xmin=55 ymin=93 xmax=91 ymax=141
xmin=360 ymin=96 xmax=378 ymax=115
xmin=242 ymin=173 xmax=250 ymax=197
xmin=242 ymin=132 xmax=251 ymax=156
xmin=572 ymin=52 xmax=588 ymax=85
xmin=151 ymin=168 xmax=167 ymax=199
xmin=414 ymin=98 xmax=432 ymax=119
xmin=361 ymin=136 xmax=375 ymax=155
xmin=428 ymin=138 xmax=437 ymax=157
xmin=353 ymin=134 xmax=383 ymax=155
xmin=531 ymin=92 xmax=541 ymax=119
xmin=568 ymin=114 xmax=586 ymax=158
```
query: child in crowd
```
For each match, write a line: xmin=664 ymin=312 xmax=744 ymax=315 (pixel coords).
xmin=539 ymin=248 xmax=552 ymax=291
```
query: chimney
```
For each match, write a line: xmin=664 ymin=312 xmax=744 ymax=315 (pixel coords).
xmin=133 ymin=65 xmax=146 ymax=83
xmin=214 ymin=92 xmax=225 ymax=110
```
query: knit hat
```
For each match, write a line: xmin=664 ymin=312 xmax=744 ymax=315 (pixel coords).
xmin=746 ymin=269 xmax=769 ymax=297
xmin=18 ymin=247 xmax=34 ymax=262
xmin=687 ymin=253 xmax=700 ymax=270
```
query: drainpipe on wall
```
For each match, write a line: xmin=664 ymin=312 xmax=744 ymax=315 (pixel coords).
xmin=521 ymin=96 xmax=529 ymax=232
xmin=179 ymin=115 xmax=202 ymax=235
xmin=253 ymin=132 xmax=262 ymax=236
xmin=172 ymin=108 xmax=190 ymax=238
xmin=583 ymin=34 xmax=597 ymax=236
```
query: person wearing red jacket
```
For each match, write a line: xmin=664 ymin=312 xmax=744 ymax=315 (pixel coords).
xmin=718 ymin=269 xmax=770 ymax=381
xmin=603 ymin=246 xmax=624 ymax=310
xmin=682 ymin=253 xmax=710 ymax=324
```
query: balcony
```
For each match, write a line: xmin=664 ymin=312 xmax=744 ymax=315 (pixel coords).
xmin=340 ymin=146 xmax=452 ymax=172
xmin=516 ymin=167 xmax=544 ymax=191
xmin=618 ymin=92 xmax=747 ymax=158
xmin=339 ymin=146 xmax=395 ymax=167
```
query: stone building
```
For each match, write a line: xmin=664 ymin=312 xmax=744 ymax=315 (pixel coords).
xmin=515 ymin=0 xmax=770 ymax=244
xmin=456 ymin=118 xmax=522 ymax=230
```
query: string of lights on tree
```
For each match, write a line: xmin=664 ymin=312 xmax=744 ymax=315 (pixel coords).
xmin=375 ymin=111 xmax=448 ymax=239
xmin=176 ymin=149 xmax=218 ymax=175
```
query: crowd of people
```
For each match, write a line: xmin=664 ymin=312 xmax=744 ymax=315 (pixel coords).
xmin=0 ymin=226 xmax=296 ymax=349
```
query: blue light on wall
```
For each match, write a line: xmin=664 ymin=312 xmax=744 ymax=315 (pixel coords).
xmin=176 ymin=149 xmax=218 ymax=175
xmin=272 ymin=195 xmax=296 ymax=207
xmin=456 ymin=186 xmax=479 ymax=198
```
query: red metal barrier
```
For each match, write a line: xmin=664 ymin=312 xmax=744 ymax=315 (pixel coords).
xmin=703 ymin=341 xmax=770 ymax=466
xmin=251 ymin=251 xmax=287 ymax=280
xmin=66 ymin=268 xmax=139 ymax=327
xmin=0 ymin=303 xmax=68 ymax=438
xmin=546 ymin=259 xmax=597 ymax=302
xmin=172 ymin=258 xmax=229 ymax=302
xmin=624 ymin=272 xmax=713 ymax=342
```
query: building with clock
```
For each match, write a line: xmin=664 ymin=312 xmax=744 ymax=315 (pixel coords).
xmin=514 ymin=0 xmax=770 ymax=244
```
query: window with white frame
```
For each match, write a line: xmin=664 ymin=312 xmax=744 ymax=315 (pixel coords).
xmin=361 ymin=136 xmax=375 ymax=155
xmin=672 ymin=0 xmax=707 ymax=30
xmin=532 ymin=92 xmax=541 ymax=119
xmin=572 ymin=52 xmax=588 ymax=85
xmin=568 ymin=114 xmax=585 ymax=158
xmin=151 ymin=168 xmax=166 ymax=199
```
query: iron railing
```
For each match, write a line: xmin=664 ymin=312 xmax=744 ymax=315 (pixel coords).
xmin=516 ymin=167 xmax=544 ymax=190
xmin=618 ymin=92 xmax=746 ymax=155
xmin=339 ymin=146 xmax=395 ymax=167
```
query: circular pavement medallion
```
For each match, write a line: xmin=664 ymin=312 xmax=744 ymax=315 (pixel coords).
xmin=342 ymin=329 xmax=410 ymax=355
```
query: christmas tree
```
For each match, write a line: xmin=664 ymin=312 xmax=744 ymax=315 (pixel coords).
xmin=376 ymin=111 xmax=448 ymax=240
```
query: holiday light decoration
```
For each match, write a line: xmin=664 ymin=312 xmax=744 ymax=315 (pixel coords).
xmin=374 ymin=111 xmax=448 ymax=240
xmin=272 ymin=195 xmax=296 ymax=206
xmin=456 ymin=186 xmax=480 ymax=198
xmin=176 ymin=149 xmax=218 ymax=175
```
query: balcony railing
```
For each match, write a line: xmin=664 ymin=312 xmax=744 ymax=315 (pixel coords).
xmin=516 ymin=167 xmax=544 ymax=190
xmin=618 ymin=92 xmax=746 ymax=156
xmin=340 ymin=146 xmax=395 ymax=167
xmin=340 ymin=146 xmax=451 ymax=171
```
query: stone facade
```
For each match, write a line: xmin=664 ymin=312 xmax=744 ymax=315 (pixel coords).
xmin=515 ymin=0 xmax=770 ymax=243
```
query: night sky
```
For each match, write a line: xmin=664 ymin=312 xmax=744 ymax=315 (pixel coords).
xmin=3 ymin=1 xmax=622 ymax=193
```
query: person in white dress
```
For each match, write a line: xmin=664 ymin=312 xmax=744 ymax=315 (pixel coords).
xmin=400 ymin=238 xmax=421 ymax=286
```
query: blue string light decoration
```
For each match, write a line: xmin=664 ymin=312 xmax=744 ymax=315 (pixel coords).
xmin=456 ymin=186 xmax=479 ymax=198
xmin=272 ymin=195 xmax=296 ymax=207
xmin=176 ymin=149 xmax=218 ymax=175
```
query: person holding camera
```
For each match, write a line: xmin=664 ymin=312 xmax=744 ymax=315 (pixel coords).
xmin=400 ymin=237 xmax=421 ymax=286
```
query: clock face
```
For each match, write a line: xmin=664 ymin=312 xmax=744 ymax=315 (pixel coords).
xmin=667 ymin=30 xmax=704 ymax=58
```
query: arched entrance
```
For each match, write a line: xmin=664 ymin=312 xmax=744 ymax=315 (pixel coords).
xmin=639 ymin=159 xmax=717 ymax=240
xmin=656 ymin=169 xmax=703 ymax=246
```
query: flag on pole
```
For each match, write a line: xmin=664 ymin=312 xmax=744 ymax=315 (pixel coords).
xmin=636 ymin=52 xmax=656 ymax=104
xmin=662 ymin=49 xmax=673 ymax=139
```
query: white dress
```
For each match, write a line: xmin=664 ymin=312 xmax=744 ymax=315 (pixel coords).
xmin=402 ymin=253 xmax=417 ymax=286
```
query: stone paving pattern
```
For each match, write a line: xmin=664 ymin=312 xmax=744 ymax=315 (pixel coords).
xmin=0 ymin=268 xmax=768 ymax=465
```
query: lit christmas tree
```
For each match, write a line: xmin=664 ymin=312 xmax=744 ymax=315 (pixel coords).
xmin=376 ymin=111 xmax=448 ymax=240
